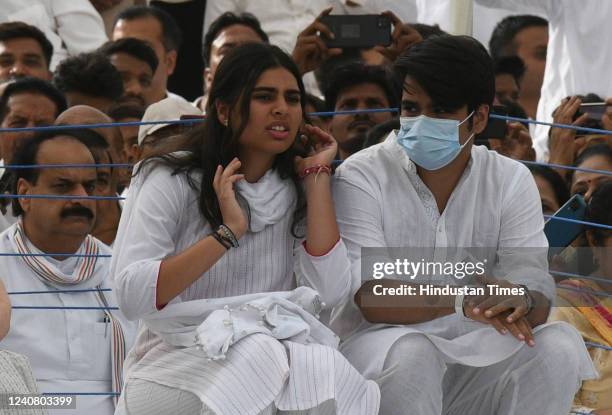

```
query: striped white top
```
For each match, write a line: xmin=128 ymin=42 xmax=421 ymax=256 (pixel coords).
xmin=111 ymin=163 xmax=379 ymax=414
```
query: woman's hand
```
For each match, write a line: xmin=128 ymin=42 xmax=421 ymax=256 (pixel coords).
xmin=213 ymin=158 xmax=247 ymax=239
xmin=294 ymin=124 xmax=338 ymax=173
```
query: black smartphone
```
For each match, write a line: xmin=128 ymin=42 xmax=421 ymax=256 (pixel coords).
xmin=578 ymin=102 xmax=608 ymax=121
xmin=319 ymin=15 xmax=391 ymax=49
xmin=475 ymin=106 xmax=508 ymax=142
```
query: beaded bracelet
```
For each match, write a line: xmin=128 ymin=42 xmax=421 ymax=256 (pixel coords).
xmin=299 ymin=164 xmax=332 ymax=180
xmin=210 ymin=231 xmax=231 ymax=250
xmin=218 ymin=224 xmax=239 ymax=248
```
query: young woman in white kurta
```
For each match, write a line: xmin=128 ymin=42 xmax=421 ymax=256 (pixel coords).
xmin=111 ymin=43 xmax=379 ymax=415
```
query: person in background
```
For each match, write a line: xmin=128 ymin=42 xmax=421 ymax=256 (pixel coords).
xmin=493 ymin=55 xmax=525 ymax=105
xmin=549 ymin=95 xmax=611 ymax=179
xmin=305 ymin=93 xmax=331 ymax=131
xmin=197 ymin=11 xmax=269 ymax=113
xmin=324 ymin=62 xmax=399 ymax=160
xmin=571 ymin=144 xmax=612 ymax=202
xmin=362 ymin=117 xmax=400 ymax=150
xmin=98 ymin=38 xmax=159 ymax=108
xmin=112 ymin=6 xmax=188 ymax=104
xmin=108 ymin=102 xmax=145 ymax=167
xmin=136 ymin=97 xmax=201 ymax=162
xmin=527 ymin=164 xmax=570 ymax=216
xmin=0 ymin=1 xmax=107 ymax=69
xmin=550 ymin=180 xmax=612 ymax=415
xmin=488 ymin=14 xmax=548 ymax=120
xmin=53 ymin=52 xmax=124 ymax=114
xmin=149 ymin=0 xmax=206 ymax=101
xmin=0 ymin=129 xmax=136 ymax=414
xmin=478 ymin=0 xmax=612 ymax=162
xmin=0 ymin=22 xmax=53 ymax=83
xmin=0 ymin=78 xmax=67 ymax=232
xmin=55 ymin=105 xmax=127 ymax=246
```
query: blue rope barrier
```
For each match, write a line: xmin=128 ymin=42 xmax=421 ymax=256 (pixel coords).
xmin=8 ymin=288 xmax=112 ymax=295
xmin=0 ymin=252 xmax=111 ymax=258
xmin=556 ymin=284 xmax=612 ymax=299
xmin=309 ymin=108 xmax=399 ymax=117
xmin=2 ymin=163 xmax=132 ymax=169
xmin=0 ymin=194 xmax=124 ymax=201
xmin=12 ymin=306 xmax=119 ymax=310
xmin=544 ymin=215 xmax=612 ymax=231
xmin=520 ymin=160 xmax=612 ymax=176
xmin=0 ymin=108 xmax=402 ymax=134
xmin=586 ymin=341 xmax=612 ymax=351
xmin=490 ymin=113 xmax=612 ymax=136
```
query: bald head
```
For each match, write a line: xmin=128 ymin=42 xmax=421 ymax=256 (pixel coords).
xmin=55 ymin=105 xmax=124 ymax=159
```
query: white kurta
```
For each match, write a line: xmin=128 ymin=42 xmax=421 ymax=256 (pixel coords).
xmin=331 ymin=133 xmax=596 ymax=382
xmin=0 ymin=225 xmax=137 ymax=415
xmin=475 ymin=0 xmax=612 ymax=160
xmin=110 ymin=163 xmax=379 ymax=415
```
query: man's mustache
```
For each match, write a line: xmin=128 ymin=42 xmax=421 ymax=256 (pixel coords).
xmin=60 ymin=206 xmax=94 ymax=220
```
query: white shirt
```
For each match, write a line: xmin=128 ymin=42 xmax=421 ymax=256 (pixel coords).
xmin=475 ymin=0 xmax=612 ymax=160
xmin=0 ymin=0 xmax=108 ymax=69
xmin=331 ymin=133 xmax=559 ymax=376
xmin=203 ymin=0 xmax=418 ymax=54
xmin=0 ymin=225 xmax=136 ymax=415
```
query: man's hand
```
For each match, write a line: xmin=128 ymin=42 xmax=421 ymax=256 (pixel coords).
xmin=488 ymin=122 xmax=536 ymax=161
xmin=292 ymin=8 xmax=342 ymax=75
xmin=549 ymin=96 xmax=589 ymax=169
xmin=463 ymin=278 xmax=535 ymax=346
xmin=373 ymin=11 xmax=422 ymax=62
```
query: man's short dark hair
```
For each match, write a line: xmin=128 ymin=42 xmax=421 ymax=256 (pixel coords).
xmin=0 ymin=77 xmax=67 ymax=123
xmin=394 ymin=35 xmax=495 ymax=114
xmin=202 ymin=12 xmax=269 ymax=66
xmin=323 ymin=62 xmax=399 ymax=112
xmin=98 ymin=38 xmax=159 ymax=74
xmin=115 ymin=5 xmax=182 ymax=51
xmin=0 ymin=22 xmax=54 ymax=68
xmin=489 ymin=15 xmax=548 ymax=60
xmin=53 ymin=52 xmax=124 ymax=101
xmin=494 ymin=56 xmax=526 ymax=85
xmin=9 ymin=128 xmax=108 ymax=215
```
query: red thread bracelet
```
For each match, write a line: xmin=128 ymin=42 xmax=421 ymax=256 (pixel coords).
xmin=299 ymin=164 xmax=332 ymax=179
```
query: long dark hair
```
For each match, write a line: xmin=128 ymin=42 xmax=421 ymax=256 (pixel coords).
xmin=140 ymin=43 xmax=308 ymax=236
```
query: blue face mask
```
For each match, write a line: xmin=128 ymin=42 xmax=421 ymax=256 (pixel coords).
xmin=397 ymin=111 xmax=475 ymax=171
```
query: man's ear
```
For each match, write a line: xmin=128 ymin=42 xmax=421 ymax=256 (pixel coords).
xmin=16 ymin=178 xmax=32 ymax=213
xmin=585 ymin=229 xmax=597 ymax=248
xmin=473 ymin=104 xmax=490 ymax=135
xmin=165 ymin=50 xmax=178 ymax=76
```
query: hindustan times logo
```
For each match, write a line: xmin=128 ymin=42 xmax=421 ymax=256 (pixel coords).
xmin=372 ymin=258 xmax=487 ymax=280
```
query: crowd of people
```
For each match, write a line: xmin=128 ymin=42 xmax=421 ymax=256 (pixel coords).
xmin=0 ymin=1 xmax=611 ymax=414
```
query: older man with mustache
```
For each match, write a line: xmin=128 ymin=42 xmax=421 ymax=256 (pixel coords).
xmin=0 ymin=128 xmax=135 ymax=415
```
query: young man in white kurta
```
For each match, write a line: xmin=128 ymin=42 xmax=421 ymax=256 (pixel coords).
xmin=331 ymin=34 xmax=597 ymax=415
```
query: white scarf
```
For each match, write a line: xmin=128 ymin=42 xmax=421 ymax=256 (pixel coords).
xmin=10 ymin=222 xmax=125 ymax=406
xmin=236 ymin=169 xmax=295 ymax=233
